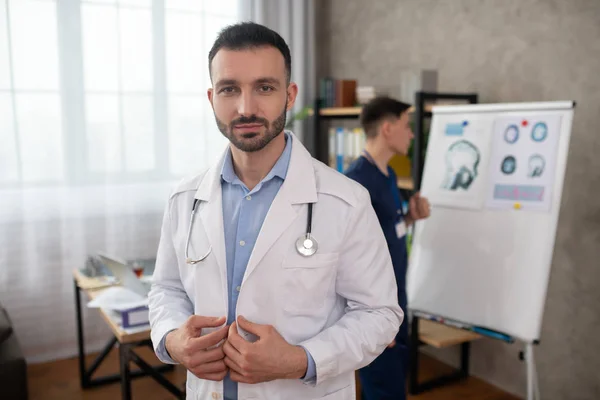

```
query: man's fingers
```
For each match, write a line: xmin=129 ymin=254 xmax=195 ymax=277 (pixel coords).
xmin=223 ymin=338 xmax=243 ymax=364
xmin=188 ymin=343 xmax=225 ymax=367
xmin=187 ymin=324 xmax=229 ymax=352
xmin=224 ymin=355 xmax=244 ymax=375
xmin=417 ymin=198 xmax=425 ymax=214
xmin=420 ymin=198 xmax=430 ymax=216
xmin=202 ymin=344 xmax=226 ymax=363
xmin=191 ymin=359 xmax=227 ymax=375
xmin=230 ymin=370 xmax=253 ymax=384
xmin=227 ymin=322 xmax=249 ymax=353
xmin=228 ymin=322 xmax=237 ymax=338
xmin=237 ymin=315 xmax=264 ymax=338
xmin=186 ymin=315 xmax=226 ymax=335
xmin=196 ymin=370 xmax=228 ymax=382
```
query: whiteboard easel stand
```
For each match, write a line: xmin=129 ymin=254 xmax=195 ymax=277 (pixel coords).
xmin=408 ymin=100 xmax=575 ymax=400
xmin=521 ymin=341 xmax=540 ymax=400
xmin=410 ymin=310 xmax=542 ymax=399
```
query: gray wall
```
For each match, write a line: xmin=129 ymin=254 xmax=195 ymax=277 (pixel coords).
xmin=317 ymin=0 xmax=600 ymax=399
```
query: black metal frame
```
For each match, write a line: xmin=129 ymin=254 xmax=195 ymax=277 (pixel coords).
xmin=408 ymin=315 xmax=471 ymax=395
xmin=74 ymin=278 xmax=185 ymax=399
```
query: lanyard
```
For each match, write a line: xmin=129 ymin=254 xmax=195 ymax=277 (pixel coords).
xmin=362 ymin=151 xmax=404 ymax=217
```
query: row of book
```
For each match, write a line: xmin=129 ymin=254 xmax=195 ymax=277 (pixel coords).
xmin=319 ymin=78 xmax=358 ymax=108
xmin=328 ymin=127 xmax=367 ymax=173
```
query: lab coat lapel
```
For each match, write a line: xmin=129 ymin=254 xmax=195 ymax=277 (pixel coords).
xmin=243 ymin=133 xmax=318 ymax=283
xmin=194 ymin=151 xmax=228 ymax=297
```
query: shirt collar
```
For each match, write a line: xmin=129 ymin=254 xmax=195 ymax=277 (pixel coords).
xmin=221 ymin=131 xmax=293 ymax=186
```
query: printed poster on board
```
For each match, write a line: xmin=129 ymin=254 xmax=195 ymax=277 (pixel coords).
xmin=423 ymin=117 xmax=493 ymax=210
xmin=485 ymin=115 xmax=562 ymax=212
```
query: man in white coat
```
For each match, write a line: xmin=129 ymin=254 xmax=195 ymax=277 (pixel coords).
xmin=148 ymin=22 xmax=403 ymax=400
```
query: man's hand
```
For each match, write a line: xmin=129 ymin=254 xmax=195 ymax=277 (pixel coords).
xmin=165 ymin=315 xmax=229 ymax=381
xmin=387 ymin=339 xmax=396 ymax=349
xmin=407 ymin=191 xmax=431 ymax=225
xmin=223 ymin=316 xmax=308 ymax=384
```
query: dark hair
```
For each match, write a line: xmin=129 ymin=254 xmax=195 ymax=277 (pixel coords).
xmin=360 ymin=96 xmax=411 ymax=138
xmin=208 ymin=22 xmax=292 ymax=83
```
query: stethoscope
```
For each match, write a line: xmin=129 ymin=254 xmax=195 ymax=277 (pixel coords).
xmin=295 ymin=202 xmax=318 ymax=257
xmin=185 ymin=199 xmax=212 ymax=264
xmin=185 ymin=199 xmax=318 ymax=264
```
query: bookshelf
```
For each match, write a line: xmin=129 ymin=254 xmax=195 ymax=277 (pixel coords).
xmin=318 ymin=107 xmax=362 ymax=117
xmin=308 ymin=104 xmax=435 ymax=118
xmin=312 ymin=91 xmax=479 ymax=192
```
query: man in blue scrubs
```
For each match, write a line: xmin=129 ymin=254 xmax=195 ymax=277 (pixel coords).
xmin=345 ymin=96 xmax=431 ymax=400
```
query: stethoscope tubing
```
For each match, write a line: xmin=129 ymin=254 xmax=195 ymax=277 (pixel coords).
xmin=185 ymin=199 xmax=316 ymax=264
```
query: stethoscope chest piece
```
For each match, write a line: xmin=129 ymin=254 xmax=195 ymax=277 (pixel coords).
xmin=296 ymin=202 xmax=318 ymax=257
xmin=296 ymin=234 xmax=318 ymax=257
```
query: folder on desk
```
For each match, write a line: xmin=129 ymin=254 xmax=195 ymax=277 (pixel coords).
xmin=120 ymin=305 xmax=149 ymax=328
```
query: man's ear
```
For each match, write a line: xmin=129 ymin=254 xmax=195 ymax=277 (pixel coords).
xmin=380 ymin=120 xmax=392 ymax=139
xmin=207 ymin=88 xmax=214 ymax=107
xmin=286 ymin=82 xmax=298 ymax=111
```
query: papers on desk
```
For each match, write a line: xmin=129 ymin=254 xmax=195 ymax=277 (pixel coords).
xmin=88 ymin=286 xmax=148 ymax=311
xmin=88 ymin=287 xmax=150 ymax=328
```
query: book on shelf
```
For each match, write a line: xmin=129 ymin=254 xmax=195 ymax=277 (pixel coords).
xmin=327 ymin=126 xmax=415 ymax=191
xmin=319 ymin=78 xmax=357 ymax=108
xmin=328 ymin=126 xmax=366 ymax=172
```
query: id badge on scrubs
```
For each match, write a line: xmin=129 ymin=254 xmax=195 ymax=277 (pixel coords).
xmin=395 ymin=220 xmax=407 ymax=239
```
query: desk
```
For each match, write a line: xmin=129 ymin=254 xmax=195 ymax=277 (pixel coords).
xmin=408 ymin=315 xmax=483 ymax=395
xmin=73 ymin=269 xmax=185 ymax=399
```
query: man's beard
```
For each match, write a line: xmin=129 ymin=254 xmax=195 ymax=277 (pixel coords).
xmin=215 ymin=101 xmax=288 ymax=153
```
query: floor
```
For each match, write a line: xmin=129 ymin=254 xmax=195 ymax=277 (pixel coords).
xmin=28 ymin=346 xmax=521 ymax=400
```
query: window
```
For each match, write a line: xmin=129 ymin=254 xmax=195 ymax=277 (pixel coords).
xmin=164 ymin=0 xmax=238 ymax=175
xmin=0 ymin=0 xmax=239 ymax=188
xmin=81 ymin=1 xmax=155 ymax=174
xmin=1 ymin=0 xmax=63 ymax=185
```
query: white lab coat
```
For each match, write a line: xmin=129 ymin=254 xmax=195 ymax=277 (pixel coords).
xmin=149 ymin=132 xmax=403 ymax=400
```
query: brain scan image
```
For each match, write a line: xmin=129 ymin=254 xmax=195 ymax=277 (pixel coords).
xmin=528 ymin=154 xmax=545 ymax=177
xmin=504 ymin=124 xmax=519 ymax=144
xmin=531 ymin=122 xmax=548 ymax=142
xmin=441 ymin=140 xmax=481 ymax=191
xmin=501 ymin=156 xmax=516 ymax=175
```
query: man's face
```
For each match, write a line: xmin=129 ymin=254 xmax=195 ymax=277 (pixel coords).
xmin=385 ymin=111 xmax=414 ymax=155
xmin=208 ymin=46 xmax=297 ymax=152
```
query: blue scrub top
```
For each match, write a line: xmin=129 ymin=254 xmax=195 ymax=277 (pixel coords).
xmin=345 ymin=156 xmax=409 ymax=304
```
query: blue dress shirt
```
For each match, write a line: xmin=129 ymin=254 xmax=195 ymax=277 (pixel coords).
xmin=157 ymin=132 xmax=316 ymax=400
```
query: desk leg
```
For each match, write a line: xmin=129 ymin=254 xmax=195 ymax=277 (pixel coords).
xmin=408 ymin=315 xmax=420 ymax=394
xmin=128 ymin=349 xmax=185 ymax=399
xmin=74 ymin=278 xmax=89 ymax=388
xmin=461 ymin=341 xmax=470 ymax=378
xmin=408 ymin=315 xmax=471 ymax=395
xmin=120 ymin=343 xmax=132 ymax=400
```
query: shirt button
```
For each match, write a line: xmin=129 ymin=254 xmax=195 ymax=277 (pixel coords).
xmin=239 ymin=240 xmax=245 ymax=246
xmin=236 ymin=286 xmax=241 ymax=292
xmin=246 ymin=195 xmax=251 ymax=200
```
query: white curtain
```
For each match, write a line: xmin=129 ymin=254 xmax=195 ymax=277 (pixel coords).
xmin=0 ymin=0 xmax=239 ymax=363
